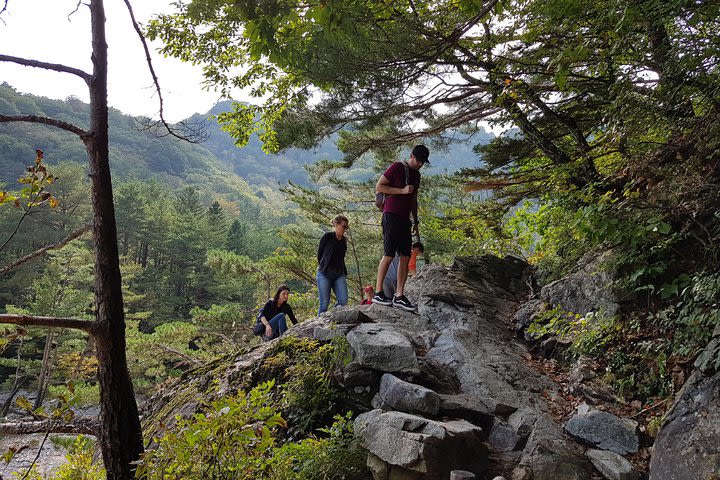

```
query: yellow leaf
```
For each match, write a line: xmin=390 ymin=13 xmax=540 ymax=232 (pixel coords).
xmin=49 ymin=197 xmax=60 ymax=209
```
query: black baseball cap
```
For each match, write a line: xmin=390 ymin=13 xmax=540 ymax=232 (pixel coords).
xmin=412 ymin=145 xmax=430 ymax=164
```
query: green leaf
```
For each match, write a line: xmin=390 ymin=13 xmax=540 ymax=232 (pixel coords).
xmin=659 ymin=283 xmax=678 ymax=299
xmin=655 ymin=222 xmax=671 ymax=234
xmin=15 ymin=395 xmax=33 ymax=412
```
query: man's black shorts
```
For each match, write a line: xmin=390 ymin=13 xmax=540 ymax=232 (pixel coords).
xmin=381 ymin=212 xmax=412 ymax=257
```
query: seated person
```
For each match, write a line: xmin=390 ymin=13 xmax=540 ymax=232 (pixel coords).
xmin=254 ymin=284 xmax=298 ymax=341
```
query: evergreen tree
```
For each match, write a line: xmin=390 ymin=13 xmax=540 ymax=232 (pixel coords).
xmin=226 ymin=219 xmax=249 ymax=256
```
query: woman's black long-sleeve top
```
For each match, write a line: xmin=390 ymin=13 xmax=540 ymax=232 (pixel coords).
xmin=259 ymin=299 xmax=298 ymax=325
xmin=317 ymin=231 xmax=347 ymax=278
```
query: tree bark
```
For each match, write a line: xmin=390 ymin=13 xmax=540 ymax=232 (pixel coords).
xmin=85 ymin=1 xmax=144 ymax=477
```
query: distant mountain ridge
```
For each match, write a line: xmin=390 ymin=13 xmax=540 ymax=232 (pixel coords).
xmin=0 ymin=83 xmax=490 ymax=188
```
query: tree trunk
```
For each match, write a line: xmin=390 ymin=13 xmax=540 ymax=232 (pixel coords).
xmin=86 ymin=1 xmax=144 ymax=478
xmin=1 ymin=376 xmax=28 ymax=418
xmin=33 ymin=328 xmax=55 ymax=410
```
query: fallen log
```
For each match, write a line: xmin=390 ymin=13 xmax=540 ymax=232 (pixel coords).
xmin=0 ymin=417 xmax=98 ymax=436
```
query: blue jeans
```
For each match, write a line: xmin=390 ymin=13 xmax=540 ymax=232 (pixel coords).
xmin=317 ymin=270 xmax=348 ymax=315
xmin=262 ymin=313 xmax=288 ymax=341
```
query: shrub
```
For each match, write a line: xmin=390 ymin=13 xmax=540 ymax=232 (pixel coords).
xmin=136 ymin=382 xmax=366 ymax=480
xmin=260 ymin=336 xmax=352 ymax=434
xmin=48 ymin=381 xmax=99 ymax=408
xmin=136 ymin=381 xmax=284 ymax=480
xmin=267 ymin=412 xmax=366 ymax=480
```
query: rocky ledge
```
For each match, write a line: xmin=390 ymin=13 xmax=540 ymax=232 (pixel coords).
xmin=142 ymin=255 xmax=720 ymax=480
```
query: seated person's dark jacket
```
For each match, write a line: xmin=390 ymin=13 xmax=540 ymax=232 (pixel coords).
xmin=259 ymin=299 xmax=298 ymax=325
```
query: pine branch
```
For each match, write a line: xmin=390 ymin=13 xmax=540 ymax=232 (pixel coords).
xmin=0 ymin=224 xmax=92 ymax=275
xmin=0 ymin=114 xmax=90 ymax=139
xmin=0 ymin=314 xmax=93 ymax=333
xmin=0 ymin=54 xmax=91 ymax=82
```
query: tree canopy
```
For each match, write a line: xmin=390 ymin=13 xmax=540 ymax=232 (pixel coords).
xmin=148 ymin=0 xmax=719 ymax=177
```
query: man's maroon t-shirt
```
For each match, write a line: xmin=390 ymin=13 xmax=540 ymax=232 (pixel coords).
xmin=382 ymin=161 xmax=420 ymax=217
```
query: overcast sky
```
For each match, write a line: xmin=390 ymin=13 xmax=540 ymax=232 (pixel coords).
xmin=0 ymin=0 xmax=229 ymax=121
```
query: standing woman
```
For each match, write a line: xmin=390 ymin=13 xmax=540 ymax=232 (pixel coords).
xmin=317 ymin=215 xmax=350 ymax=315
xmin=257 ymin=285 xmax=298 ymax=341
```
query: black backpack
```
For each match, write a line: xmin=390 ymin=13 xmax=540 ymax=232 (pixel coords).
xmin=375 ymin=162 xmax=410 ymax=210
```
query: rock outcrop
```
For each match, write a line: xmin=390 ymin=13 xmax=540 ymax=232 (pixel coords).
xmin=649 ymin=325 xmax=720 ymax=480
xmin=140 ymin=255 xmax=659 ymax=479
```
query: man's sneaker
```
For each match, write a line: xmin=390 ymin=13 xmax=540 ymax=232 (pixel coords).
xmin=392 ymin=295 xmax=416 ymax=312
xmin=372 ymin=292 xmax=393 ymax=306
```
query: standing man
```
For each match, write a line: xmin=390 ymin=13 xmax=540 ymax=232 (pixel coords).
xmin=372 ymin=145 xmax=429 ymax=311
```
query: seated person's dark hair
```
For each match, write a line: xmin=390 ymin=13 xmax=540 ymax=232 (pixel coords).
xmin=412 ymin=241 xmax=424 ymax=253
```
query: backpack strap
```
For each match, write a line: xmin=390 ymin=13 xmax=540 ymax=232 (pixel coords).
xmin=402 ymin=161 xmax=410 ymax=187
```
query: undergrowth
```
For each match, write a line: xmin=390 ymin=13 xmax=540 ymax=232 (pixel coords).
xmin=137 ymin=335 xmax=364 ymax=480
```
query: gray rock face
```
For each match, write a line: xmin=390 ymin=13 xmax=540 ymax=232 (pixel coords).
xmin=324 ymin=306 xmax=373 ymax=324
xmin=342 ymin=361 xmax=381 ymax=388
xmin=520 ymin=414 xmax=591 ymax=480
xmin=586 ymin=449 xmax=639 ymax=480
xmin=346 ymin=323 xmax=420 ymax=375
xmin=405 ymin=256 xmax=592 ymax=478
xmin=312 ymin=323 xmax=353 ymax=341
xmin=438 ymin=393 xmax=493 ymax=432
xmin=488 ymin=420 xmax=521 ymax=452
xmin=508 ymin=408 xmax=537 ymax=439
xmin=513 ymin=299 xmax=542 ymax=331
xmin=540 ymin=250 xmax=618 ymax=318
xmin=374 ymin=374 xmax=440 ymax=416
xmin=649 ymin=327 xmax=720 ymax=480
xmin=564 ymin=407 xmax=638 ymax=455
xmin=354 ymin=409 xmax=488 ymax=479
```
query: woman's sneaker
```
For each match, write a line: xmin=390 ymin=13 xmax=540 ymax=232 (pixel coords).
xmin=392 ymin=295 xmax=416 ymax=311
xmin=372 ymin=291 xmax=393 ymax=306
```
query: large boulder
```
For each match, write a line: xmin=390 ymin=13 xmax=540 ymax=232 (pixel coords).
xmin=518 ymin=414 xmax=592 ymax=480
xmin=354 ymin=409 xmax=488 ymax=479
xmin=346 ymin=324 xmax=420 ymax=375
xmin=540 ymin=250 xmax=619 ymax=318
xmin=649 ymin=326 xmax=720 ymax=480
xmin=373 ymin=374 xmax=440 ymax=416
xmin=564 ymin=405 xmax=638 ymax=455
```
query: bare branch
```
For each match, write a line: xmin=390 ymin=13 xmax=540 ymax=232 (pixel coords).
xmin=0 ymin=114 xmax=90 ymax=138
xmin=121 ymin=0 xmax=209 ymax=143
xmin=68 ymin=0 xmax=84 ymax=20
xmin=0 ymin=314 xmax=93 ymax=333
xmin=0 ymin=54 xmax=91 ymax=83
xmin=0 ymin=418 xmax=98 ymax=435
xmin=0 ymin=224 xmax=92 ymax=275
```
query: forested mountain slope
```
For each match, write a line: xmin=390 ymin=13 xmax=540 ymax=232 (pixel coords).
xmin=0 ymin=84 xmax=491 ymax=188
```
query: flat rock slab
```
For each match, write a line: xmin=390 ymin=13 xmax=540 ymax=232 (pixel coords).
xmin=565 ymin=407 xmax=638 ymax=455
xmin=347 ymin=323 xmax=420 ymax=375
xmin=322 ymin=306 xmax=374 ymax=324
xmin=586 ymin=449 xmax=639 ymax=480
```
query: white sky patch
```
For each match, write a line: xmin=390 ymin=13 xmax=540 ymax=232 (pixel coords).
xmin=0 ymin=0 xmax=235 ymax=121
